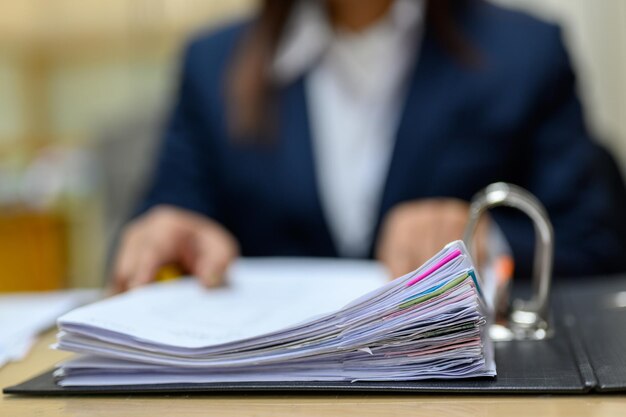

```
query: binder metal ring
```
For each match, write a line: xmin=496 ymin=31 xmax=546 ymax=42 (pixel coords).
xmin=463 ymin=182 xmax=554 ymax=341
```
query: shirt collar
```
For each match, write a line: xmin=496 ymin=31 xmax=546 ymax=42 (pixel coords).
xmin=272 ymin=0 xmax=425 ymax=85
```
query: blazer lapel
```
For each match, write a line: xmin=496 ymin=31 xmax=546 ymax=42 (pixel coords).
xmin=279 ymin=76 xmax=338 ymax=257
xmin=371 ymin=31 xmax=462 ymax=255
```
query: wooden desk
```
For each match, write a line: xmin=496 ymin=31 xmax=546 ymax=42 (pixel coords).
xmin=2 ymin=331 xmax=625 ymax=417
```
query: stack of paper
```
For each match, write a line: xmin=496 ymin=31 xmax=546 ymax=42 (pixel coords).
xmin=53 ymin=241 xmax=495 ymax=386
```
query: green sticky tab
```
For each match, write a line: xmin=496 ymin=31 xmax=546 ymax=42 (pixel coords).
xmin=398 ymin=272 xmax=469 ymax=310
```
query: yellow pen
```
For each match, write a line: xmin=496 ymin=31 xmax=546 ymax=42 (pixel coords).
xmin=155 ymin=264 xmax=184 ymax=282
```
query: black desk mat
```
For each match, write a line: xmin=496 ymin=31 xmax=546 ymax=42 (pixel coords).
xmin=3 ymin=323 xmax=590 ymax=395
xmin=557 ymin=277 xmax=626 ymax=392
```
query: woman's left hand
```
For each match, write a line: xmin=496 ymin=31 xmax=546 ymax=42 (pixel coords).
xmin=375 ymin=198 xmax=489 ymax=278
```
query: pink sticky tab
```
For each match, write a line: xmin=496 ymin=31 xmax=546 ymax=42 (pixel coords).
xmin=405 ymin=249 xmax=462 ymax=287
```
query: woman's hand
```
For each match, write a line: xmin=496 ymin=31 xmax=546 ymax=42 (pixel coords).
xmin=375 ymin=198 xmax=489 ymax=278
xmin=111 ymin=205 xmax=239 ymax=293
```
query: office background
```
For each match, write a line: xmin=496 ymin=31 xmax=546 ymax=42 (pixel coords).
xmin=0 ymin=0 xmax=625 ymax=289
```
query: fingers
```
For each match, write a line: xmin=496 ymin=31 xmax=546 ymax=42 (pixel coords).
xmin=379 ymin=245 xmax=415 ymax=279
xmin=112 ymin=231 xmax=173 ymax=293
xmin=192 ymin=227 xmax=239 ymax=288
xmin=376 ymin=199 xmax=472 ymax=279
xmin=472 ymin=213 xmax=492 ymax=268
xmin=110 ymin=207 xmax=189 ymax=293
xmin=194 ymin=255 xmax=228 ymax=288
xmin=376 ymin=204 xmax=421 ymax=278
xmin=111 ymin=224 xmax=143 ymax=294
xmin=437 ymin=201 xmax=467 ymax=244
xmin=129 ymin=244 xmax=167 ymax=289
xmin=110 ymin=206 xmax=241 ymax=293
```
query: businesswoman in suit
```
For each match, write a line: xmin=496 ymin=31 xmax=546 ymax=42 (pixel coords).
xmin=112 ymin=0 xmax=626 ymax=292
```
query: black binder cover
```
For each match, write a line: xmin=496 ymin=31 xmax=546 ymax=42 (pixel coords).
xmin=4 ymin=276 xmax=626 ymax=395
xmin=557 ymin=276 xmax=626 ymax=392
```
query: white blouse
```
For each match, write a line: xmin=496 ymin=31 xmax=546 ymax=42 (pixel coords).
xmin=273 ymin=0 xmax=425 ymax=257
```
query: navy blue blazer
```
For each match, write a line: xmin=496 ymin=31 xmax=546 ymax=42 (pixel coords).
xmin=139 ymin=2 xmax=626 ymax=278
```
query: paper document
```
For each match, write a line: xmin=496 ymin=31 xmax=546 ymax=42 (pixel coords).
xmin=54 ymin=241 xmax=496 ymax=386
xmin=0 ymin=289 xmax=101 ymax=368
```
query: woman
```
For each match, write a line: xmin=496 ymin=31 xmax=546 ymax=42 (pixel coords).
xmin=112 ymin=0 xmax=626 ymax=292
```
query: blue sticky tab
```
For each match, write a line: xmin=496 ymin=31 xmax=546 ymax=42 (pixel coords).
xmin=400 ymin=281 xmax=447 ymax=304
xmin=468 ymin=270 xmax=483 ymax=297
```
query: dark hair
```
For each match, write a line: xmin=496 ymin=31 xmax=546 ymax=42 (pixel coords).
xmin=227 ymin=0 xmax=478 ymax=141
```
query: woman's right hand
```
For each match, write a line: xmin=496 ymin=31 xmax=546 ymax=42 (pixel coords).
xmin=111 ymin=205 xmax=239 ymax=293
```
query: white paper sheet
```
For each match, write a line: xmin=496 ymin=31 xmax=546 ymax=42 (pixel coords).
xmin=0 ymin=289 xmax=101 ymax=367
xmin=59 ymin=258 xmax=387 ymax=349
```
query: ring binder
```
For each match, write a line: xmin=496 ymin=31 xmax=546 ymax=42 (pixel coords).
xmin=464 ymin=182 xmax=554 ymax=341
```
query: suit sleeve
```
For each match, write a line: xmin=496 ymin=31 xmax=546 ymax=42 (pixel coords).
xmin=135 ymin=41 xmax=221 ymax=220
xmin=493 ymin=27 xmax=626 ymax=278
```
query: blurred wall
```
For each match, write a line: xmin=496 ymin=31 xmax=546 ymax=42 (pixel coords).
xmin=0 ymin=0 xmax=255 ymax=153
